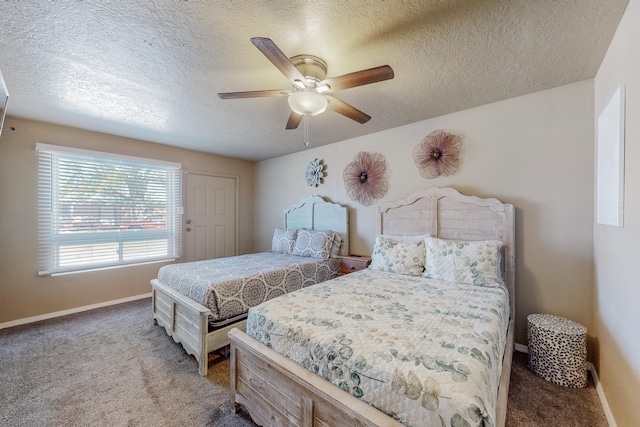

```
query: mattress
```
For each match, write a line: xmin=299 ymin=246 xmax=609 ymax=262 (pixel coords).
xmin=157 ymin=252 xmax=340 ymax=325
xmin=246 ymin=269 xmax=510 ymax=427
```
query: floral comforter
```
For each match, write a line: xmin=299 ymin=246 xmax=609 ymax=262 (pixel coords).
xmin=246 ymin=269 xmax=510 ymax=427
xmin=157 ymin=252 xmax=340 ymax=326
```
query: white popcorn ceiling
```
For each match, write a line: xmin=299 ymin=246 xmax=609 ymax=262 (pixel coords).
xmin=0 ymin=0 xmax=629 ymax=161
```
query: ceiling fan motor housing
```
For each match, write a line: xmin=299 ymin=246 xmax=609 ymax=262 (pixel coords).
xmin=290 ymin=55 xmax=328 ymax=87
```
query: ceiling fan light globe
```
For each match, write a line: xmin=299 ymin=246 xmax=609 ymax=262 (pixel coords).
xmin=288 ymin=91 xmax=327 ymax=116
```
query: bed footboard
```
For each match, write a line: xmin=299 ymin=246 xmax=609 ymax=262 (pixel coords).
xmin=228 ymin=328 xmax=404 ymax=427
xmin=229 ymin=325 xmax=512 ymax=427
xmin=151 ymin=279 xmax=211 ymax=376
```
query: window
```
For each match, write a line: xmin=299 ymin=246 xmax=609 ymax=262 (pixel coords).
xmin=37 ymin=143 xmax=181 ymax=275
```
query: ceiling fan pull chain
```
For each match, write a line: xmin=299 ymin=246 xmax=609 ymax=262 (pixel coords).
xmin=303 ymin=115 xmax=310 ymax=147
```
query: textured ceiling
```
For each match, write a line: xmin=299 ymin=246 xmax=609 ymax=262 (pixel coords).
xmin=0 ymin=0 xmax=629 ymax=161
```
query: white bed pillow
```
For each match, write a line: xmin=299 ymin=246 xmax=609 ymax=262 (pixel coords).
xmin=423 ymin=236 xmax=503 ymax=286
xmin=369 ymin=235 xmax=426 ymax=276
xmin=270 ymin=228 xmax=298 ymax=254
xmin=292 ymin=229 xmax=336 ymax=259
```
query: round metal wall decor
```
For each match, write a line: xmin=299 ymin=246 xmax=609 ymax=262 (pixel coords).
xmin=305 ymin=158 xmax=325 ymax=187
xmin=413 ymin=130 xmax=462 ymax=178
xmin=343 ymin=151 xmax=388 ymax=206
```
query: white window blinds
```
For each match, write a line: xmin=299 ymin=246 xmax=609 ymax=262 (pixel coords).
xmin=37 ymin=143 xmax=182 ymax=275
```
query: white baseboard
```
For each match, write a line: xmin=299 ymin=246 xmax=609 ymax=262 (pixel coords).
xmin=513 ymin=342 xmax=616 ymax=427
xmin=0 ymin=293 xmax=152 ymax=330
xmin=588 ymin=362 xmax=617 ymax=427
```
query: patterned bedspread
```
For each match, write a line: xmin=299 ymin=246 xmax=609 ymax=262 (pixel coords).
xmin=246 ymin=269 xmax=510 ymax=427
xmin=157 ymin=252 xmax=340 ymax=325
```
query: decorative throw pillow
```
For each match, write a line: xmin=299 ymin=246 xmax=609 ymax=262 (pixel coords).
xmin=328 ymin=233 xmax=344 ymax=257
xmin=270 ymin=228 xmax=298 ymax=254
xmin=369 ymin=235 xmax=426 ymax=276
xmin=292 ymin=229 xmax=335 ymax=259
xmin=424 ymin=236 xmax=503 ymax=286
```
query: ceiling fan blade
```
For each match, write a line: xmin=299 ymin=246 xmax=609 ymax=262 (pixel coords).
xmin=326 ymin=95 xmax=371 ymax=124
xmin=251 ymin=37 xmax=307 ymax=84
xmin=218 ymin=89 xmax=289 ymax=99
xmin=286 ymin=111 xmax=303 ymax=129
xmin=319 ymin=65 xmax=394 ymax=92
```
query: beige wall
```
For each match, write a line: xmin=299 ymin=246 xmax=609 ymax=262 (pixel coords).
xmin=0 ymin=117 xmax=254 ymax=324
xmin=255 ymin=80 xmax=595 ymax=349
xmin=594 ymin=0 xmax=640 ymax=425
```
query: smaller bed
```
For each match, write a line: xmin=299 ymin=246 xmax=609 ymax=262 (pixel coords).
xmin=151 ymin=195 xmax=349 ymax=375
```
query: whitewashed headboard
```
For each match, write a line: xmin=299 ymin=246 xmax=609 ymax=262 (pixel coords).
xmin=283 ymin=195 xmax=349 ymax=255
xmin=377 ymin=187 xmax=515 ymax=316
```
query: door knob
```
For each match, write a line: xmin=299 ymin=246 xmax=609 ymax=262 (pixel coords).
xmin=186 ymin=227 xmax=191 ymax=232
xmin=186 ymin=219 xmax=191 ymax=224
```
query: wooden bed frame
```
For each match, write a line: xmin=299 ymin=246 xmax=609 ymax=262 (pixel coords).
xmin=229 ymin=187 xmax=515 ymax=426
xmin=151 ymin=195 xmax=349 ymax=376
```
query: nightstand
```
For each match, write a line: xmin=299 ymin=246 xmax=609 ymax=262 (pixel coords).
xmin=339 ymin=255 xmax=371 ymax=275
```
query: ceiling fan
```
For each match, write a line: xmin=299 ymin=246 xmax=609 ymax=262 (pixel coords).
xmin=218 ymin=37 xmax=394 ymax=130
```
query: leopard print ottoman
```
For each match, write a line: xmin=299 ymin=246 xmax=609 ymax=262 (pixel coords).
xmin=527 ymin=313 xmax=587 ymax=388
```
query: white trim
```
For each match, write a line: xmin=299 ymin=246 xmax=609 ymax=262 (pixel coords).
xmin=35 ymin=142 xmax=182 ymax=168
xmin=0 ymin=69 xmax=7 ymax=96
xmin=0 ymin=293 xmax=151 ymax=330
xmin=515 ymin=342 xmax=615 ymax=427
xmin=515 ymin=342 xmax=528 ymax=353
xmin=44 ymin=258 xmax=175 ymax=277
xmin=0 ymin=69 xmax=8 ymax=133
xmin=588 ymin=362 xmax=617 ymax=427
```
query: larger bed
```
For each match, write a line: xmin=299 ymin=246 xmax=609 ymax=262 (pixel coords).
xmin=151 ymin=195 xmax=349 ymax=376
xmin=228 ymin=187 xmax=515 ymax=427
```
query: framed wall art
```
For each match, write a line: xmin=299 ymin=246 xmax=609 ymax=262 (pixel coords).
xmin=413 ymin=130 xmax=461 ymax=179
xmin=343 ymin=151 xmax=388 ymax=206
xmin=596 ymin=84 xmax=625 ymax=227
xmin=305 ymin=158 xmax=325 ymax=187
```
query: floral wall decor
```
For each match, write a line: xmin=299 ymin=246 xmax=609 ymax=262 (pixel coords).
xmin=343 ymin=151 xmax=388 ymax=206
xmin=305 ymin=158 xmax=325 ymax=187
xmin=413 ymin=130 xmax=462 ymax=178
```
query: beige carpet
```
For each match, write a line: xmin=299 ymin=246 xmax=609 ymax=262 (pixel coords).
xmin=0 ymin=298 xmax=608 ymax=426
xmin=506 ymin=351 xmax=608 ymax=426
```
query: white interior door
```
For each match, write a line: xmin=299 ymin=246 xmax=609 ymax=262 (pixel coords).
xmin=184 ymin=173 xmax=236 ymax=262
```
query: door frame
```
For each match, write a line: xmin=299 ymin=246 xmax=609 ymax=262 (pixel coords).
xmin=182 ymin=170 xmax=240 ymax=260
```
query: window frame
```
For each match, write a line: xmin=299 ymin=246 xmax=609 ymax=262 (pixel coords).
xmin=37 ymin=143 xmax=182 ymax=276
